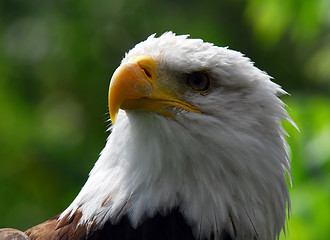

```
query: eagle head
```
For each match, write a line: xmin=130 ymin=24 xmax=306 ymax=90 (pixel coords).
xmin=60 ymin=32 xmax=293 ymax=240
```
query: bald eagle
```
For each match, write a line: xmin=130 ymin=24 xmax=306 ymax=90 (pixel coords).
xmin=0 ymin=32 xmax=294 ymax=240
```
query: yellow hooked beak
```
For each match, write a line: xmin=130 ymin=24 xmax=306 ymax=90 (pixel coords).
xmin=108 ymin=56 xmax=200 ymax=124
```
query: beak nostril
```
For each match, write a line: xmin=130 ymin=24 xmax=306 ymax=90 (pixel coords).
xmin=142 ymin=68 xmax=152 ymax=78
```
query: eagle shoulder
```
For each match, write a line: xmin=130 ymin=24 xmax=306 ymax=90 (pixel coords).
xmin=17 ymin=208 xmax=233 ymax=240
xmin=25 ymin=211 xmax=87 ymax=240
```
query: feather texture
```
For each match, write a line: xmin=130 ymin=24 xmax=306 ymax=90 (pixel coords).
xmin=59 ymin=32 xmax=293 ymax=239
xmin=25 ymin=209 xmax=233 ymax=240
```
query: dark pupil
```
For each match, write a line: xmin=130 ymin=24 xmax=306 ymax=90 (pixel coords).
xmin=188 ymin=72 xmax=209 ymax=91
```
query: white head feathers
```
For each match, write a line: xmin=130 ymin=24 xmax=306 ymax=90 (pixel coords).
xmin=60 ymin=32 xmax=293 ymax=240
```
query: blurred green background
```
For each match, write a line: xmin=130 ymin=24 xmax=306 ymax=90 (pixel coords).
xmin=0 ymin=0 xmax=329 ymax=239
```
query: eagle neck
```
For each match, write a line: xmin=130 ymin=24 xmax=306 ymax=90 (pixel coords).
xmin=60 ymin=110 xmax=290 ymax=240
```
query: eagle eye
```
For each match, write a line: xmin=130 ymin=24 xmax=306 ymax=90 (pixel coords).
xmin=186 ymin=72 xmax=211 ymax=93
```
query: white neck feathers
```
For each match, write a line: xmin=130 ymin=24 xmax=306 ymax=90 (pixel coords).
xmin=60 ymin=109 xmax=291 ymax=239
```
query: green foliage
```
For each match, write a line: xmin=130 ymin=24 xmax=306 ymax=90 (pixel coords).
xmin=0 ymin=0 xmax=329 ymax=238
xmin=279 ymin=96 xmax=330 ymax=240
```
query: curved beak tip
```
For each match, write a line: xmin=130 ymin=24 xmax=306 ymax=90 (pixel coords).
xmin=110 ymin=109 xmax=118 ymax=125
xmin=109 ymin=93 xmax=119 ymax=125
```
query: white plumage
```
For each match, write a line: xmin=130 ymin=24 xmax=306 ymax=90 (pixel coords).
xmin=60 ymin=32 xmax=294 ymax=240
